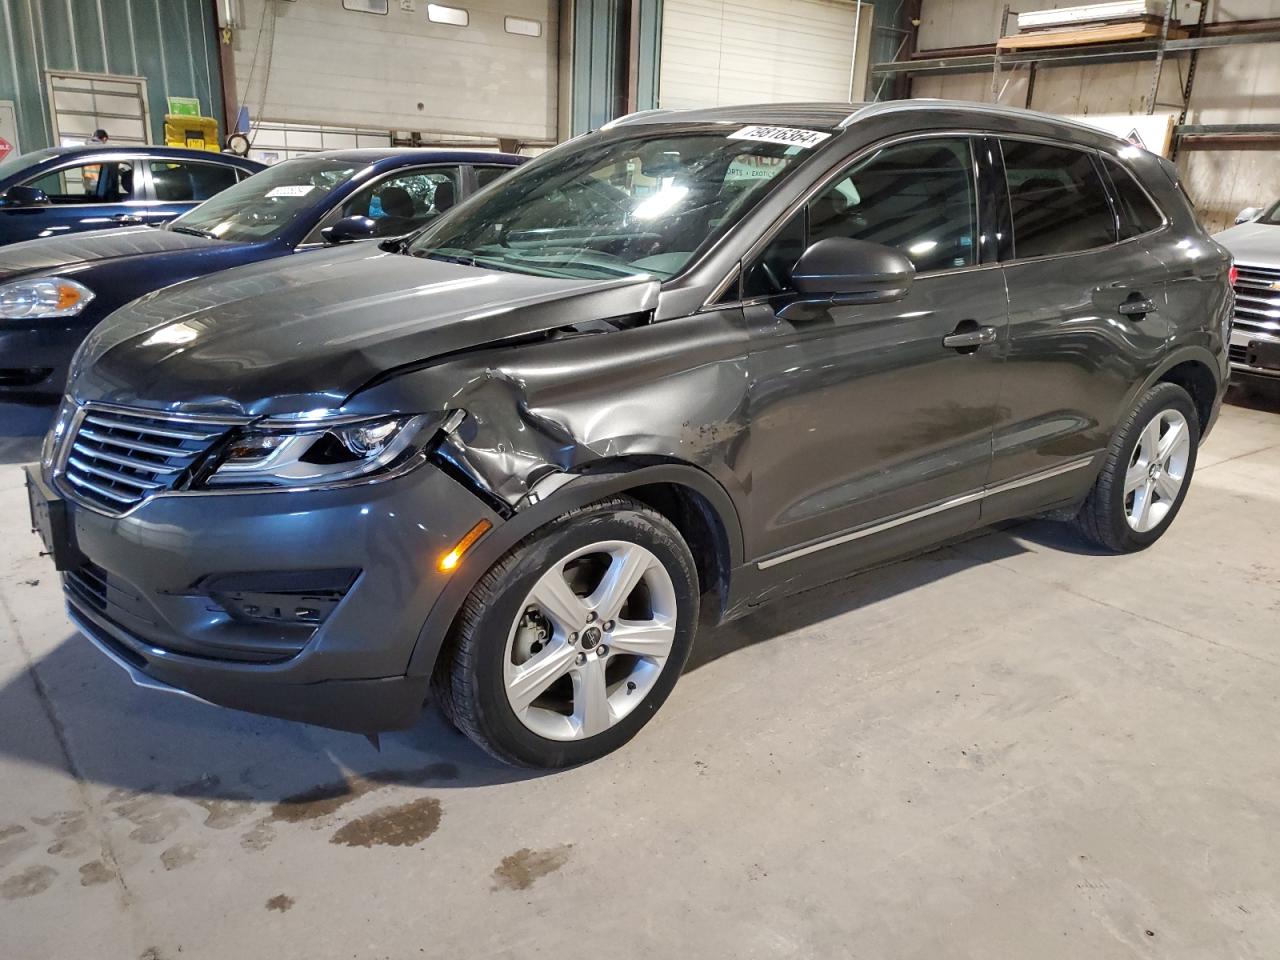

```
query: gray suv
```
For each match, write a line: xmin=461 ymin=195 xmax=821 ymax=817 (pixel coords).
xmin=26 ymin=101 xmax=1231 ymax=767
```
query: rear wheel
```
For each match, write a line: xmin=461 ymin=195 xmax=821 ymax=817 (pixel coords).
xmin=1073 ymin=382 xmax=1199 ymax=552
xmin=433 ymin=497 xmax=699 ymax=768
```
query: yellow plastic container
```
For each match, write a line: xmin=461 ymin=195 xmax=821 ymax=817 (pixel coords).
xmin=163 ymin=114 xmax=221 ymax=152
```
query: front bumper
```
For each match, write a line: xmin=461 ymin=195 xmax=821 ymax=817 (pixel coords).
xmin=1229 ymin=328 xmax=1280 ymax=380
xmin=0 ymin=321 xmax=88 ymax=395
xmin=33 ymin=460 xmax=499 ymax=733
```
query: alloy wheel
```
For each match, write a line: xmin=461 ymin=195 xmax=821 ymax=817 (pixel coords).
xmin=503 ymin=540 xmax=678 ymax=741
xmin=1123 ymin=408 xmax=1191 ymax=533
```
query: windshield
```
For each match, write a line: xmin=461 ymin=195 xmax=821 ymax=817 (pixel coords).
xmin=168 ymin=156 xmax=360 ymax=242
xmin=0 ymin=148 xmax=60 ymax=183
xmin=1260 ymin=200 xmax=1280 ymax=226
xmin=407 ymin=129 xmax=817 ymax=280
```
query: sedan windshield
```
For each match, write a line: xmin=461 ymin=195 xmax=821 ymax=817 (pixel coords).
xmin=1260 ymin=200 xmax=1280 ymax=226
xmin=407 ymin=129 xmax=816 ymax=280
xmin=167 ymin=157 xmax=360 ymax=243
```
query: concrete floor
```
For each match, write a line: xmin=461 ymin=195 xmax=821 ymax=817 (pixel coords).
xmin=0 ymin=390 xmax=1278 ymax=960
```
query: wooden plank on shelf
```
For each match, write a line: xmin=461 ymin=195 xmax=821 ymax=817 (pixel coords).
xmin=997 ymin=20 xmax=1187 ymax=50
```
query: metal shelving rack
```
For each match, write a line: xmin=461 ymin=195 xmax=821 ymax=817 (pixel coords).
xmin=869 ymin=5 xmax=1280 ymax=154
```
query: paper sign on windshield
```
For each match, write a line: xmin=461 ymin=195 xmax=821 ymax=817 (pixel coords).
xmin=265 ymin=185 xmax=315 ymax=198
xmin=728 ymin=125 xmax=831 ymax=149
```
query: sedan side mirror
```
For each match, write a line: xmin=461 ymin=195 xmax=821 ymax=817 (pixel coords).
xmin=321 ymin=215 xmax=377 ymax=245
xmin=1235 ymin=206 xmax=1261 ymax=225
xmin=791 ymin=237 xmax=915 ymax=305
xmin=1 ymin=185 xmax=50 ymax=207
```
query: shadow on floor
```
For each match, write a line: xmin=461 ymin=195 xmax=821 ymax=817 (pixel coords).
xmin=1226 ymin=379 xmax=1280 ymax=414
xmin=0 ymin=522 xmax=1039 ymax=805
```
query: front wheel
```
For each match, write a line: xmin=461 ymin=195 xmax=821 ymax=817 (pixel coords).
xmin=1073 ymin=382 xmax=1200 ymax=552
xmin=432 ymin=497 xmax=699 ymax=768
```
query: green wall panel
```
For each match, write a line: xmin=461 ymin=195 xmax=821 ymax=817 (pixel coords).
xmin=0 ymin=0 xmax=223 ymax=153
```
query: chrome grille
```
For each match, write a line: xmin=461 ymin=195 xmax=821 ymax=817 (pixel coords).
xmin=1232 ymin=263 xmax=1280 ymax=336
xmin=59 ymin=405 xmax=234 ymax=513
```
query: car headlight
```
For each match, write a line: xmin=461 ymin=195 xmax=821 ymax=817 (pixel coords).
xmin=203 ymin=415 xmax=437 ymax=489
xmin=0 ymin=277 xmax=95 ymax=319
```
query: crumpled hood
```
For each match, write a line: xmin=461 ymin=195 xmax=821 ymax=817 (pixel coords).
xmin=1213 ymin=220 xmax=1280 ymax=265
xmin=0 ymin=225 xmax=221 ymax=280
xmin=71 ymin=246 xmax=659 ymax=417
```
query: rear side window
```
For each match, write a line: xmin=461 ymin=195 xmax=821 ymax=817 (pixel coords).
xmin=1001 ymin=140 xmax=1115 ymax=258
xmin=149 ymin=160 xmax=238 ymax=202
xmin=1102 ymin=157 xmax=1164 ymax=238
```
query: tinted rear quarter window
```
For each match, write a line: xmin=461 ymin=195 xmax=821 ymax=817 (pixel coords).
xmin=1001 ymin=141 xmax=1115 ymax=258
xmin=1102 ymin=157 xmax=1165 ymax=238
xmin=150 ymin=160 xmax=238 ymax=202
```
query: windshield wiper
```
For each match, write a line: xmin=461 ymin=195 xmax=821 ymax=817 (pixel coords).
xmin=415 ymin=250 xmax=484 ymax=268
xmin=168 ymin=225 xmax=218 ymax=239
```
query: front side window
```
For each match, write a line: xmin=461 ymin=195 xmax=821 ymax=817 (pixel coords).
xmin=408 ymin=129 xmax=814 ymax=280
xmin=1102 ymin=157 xmax=1164 ymax=239
xmin=308 ymin=166 xmax=462 ymax=241
xmin=166 ymin=156 xmax=359 ymax=243
xmin=743 ymin=137 xmax=977 ymax=298
xmin=149 ymin=160 xmax=239 ymax=203
xmin=1002 ymin=140 xmax=1115 ymax=258
xmin=26 ymin=161 xmax=135 ymax=203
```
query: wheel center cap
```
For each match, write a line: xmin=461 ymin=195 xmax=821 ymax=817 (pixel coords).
xmin=1149 ymin=462 xmax=1162 ymax=480
xmin=580 ymin=626 xmax=602 ymax=650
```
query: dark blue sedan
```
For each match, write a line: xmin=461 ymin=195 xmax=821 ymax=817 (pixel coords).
xmin=0 ymin=145 xmax=264 ymax=246
xmin=0 ymin=148 xmax=524 ymax=397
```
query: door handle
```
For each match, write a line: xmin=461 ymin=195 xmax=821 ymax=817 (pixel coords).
xmin=942 ymin=325 xmax=998 ymax=351
xmin=1117 ymin=296 xmax=1158 ymax=316
xmin=111 ymin=214 xmax=143 ymax=224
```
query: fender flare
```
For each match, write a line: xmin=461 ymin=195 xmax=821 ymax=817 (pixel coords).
xmin=405 ymin=460 xmax=745 ymax=677
xmin=1119 ymin=343 xmax=1224 ymax=430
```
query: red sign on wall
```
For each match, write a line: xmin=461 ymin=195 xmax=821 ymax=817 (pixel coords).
xmin=0 ymin=137 xmax=12 ymax=161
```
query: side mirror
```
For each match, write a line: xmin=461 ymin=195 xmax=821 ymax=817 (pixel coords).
xmin=1235 ymin=206 xmax=1261 ymax=225
xmin=791 ymin=236 xmax=915 ymax=304
xmin=321 ymin=215 xmax=377 ymax=244
xmin=1 ymin=185 xmax=50 ymax=207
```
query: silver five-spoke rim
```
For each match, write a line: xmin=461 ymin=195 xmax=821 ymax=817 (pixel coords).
xmin=503 ymin=540 xmax=678 ymax=741
xmin=1124 ymin=408 xmax=1190 ymax=533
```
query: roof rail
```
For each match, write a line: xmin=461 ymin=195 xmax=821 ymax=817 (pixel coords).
xmin=838 ymin=98 xmax=1131 ymax=143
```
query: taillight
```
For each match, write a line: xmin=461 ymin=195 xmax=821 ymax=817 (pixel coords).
xmin=1229 ymin=264 xmax=1239 ymax=285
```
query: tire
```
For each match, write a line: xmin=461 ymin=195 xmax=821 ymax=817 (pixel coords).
xmin=1073 ymin=382 xmax=1200 ymax=552
xmin=432 ymin=496 xmax=700 ymax=768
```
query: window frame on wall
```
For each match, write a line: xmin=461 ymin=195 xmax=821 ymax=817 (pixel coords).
xmin=342 ymin=0 xmax=390 ymax=14
xmin=504 ymin=16 xmax=542 ymax=37
xmin=427 ymin=3 xmax=469 ymax=26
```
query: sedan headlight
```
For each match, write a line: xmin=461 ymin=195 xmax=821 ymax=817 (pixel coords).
xmin=0 ymin=277 xmax=95 ymax=319
xmin=204 ymin=415 xmax=436 ymax=489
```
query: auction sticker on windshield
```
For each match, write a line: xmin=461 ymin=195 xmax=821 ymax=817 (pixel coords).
xmin=728 ymin=125 xmax=831 ymax=149
xmin=265 ymin=185 xmax=315 ymax=198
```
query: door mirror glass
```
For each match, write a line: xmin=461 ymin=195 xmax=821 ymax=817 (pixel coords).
xmin=321 ymin=215 xmax=377 ymax=244
xmin=791 ymin=236 xmax=915 ymax=304
xmin=2 ymin=184 xmax=50 ymax=207
xmin=1235 ymin=206 xmax=1260 ymax=224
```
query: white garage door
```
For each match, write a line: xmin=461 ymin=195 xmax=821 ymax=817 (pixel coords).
xmin=659 ymin=0 xmax=874 ymax=109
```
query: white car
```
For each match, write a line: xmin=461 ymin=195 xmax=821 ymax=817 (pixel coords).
xmin=1215 ymin=201 xmax=1280 ymax=380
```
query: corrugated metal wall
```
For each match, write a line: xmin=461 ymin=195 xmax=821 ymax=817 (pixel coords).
xmin=0 ymin=0 xmax=223 ymax=153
